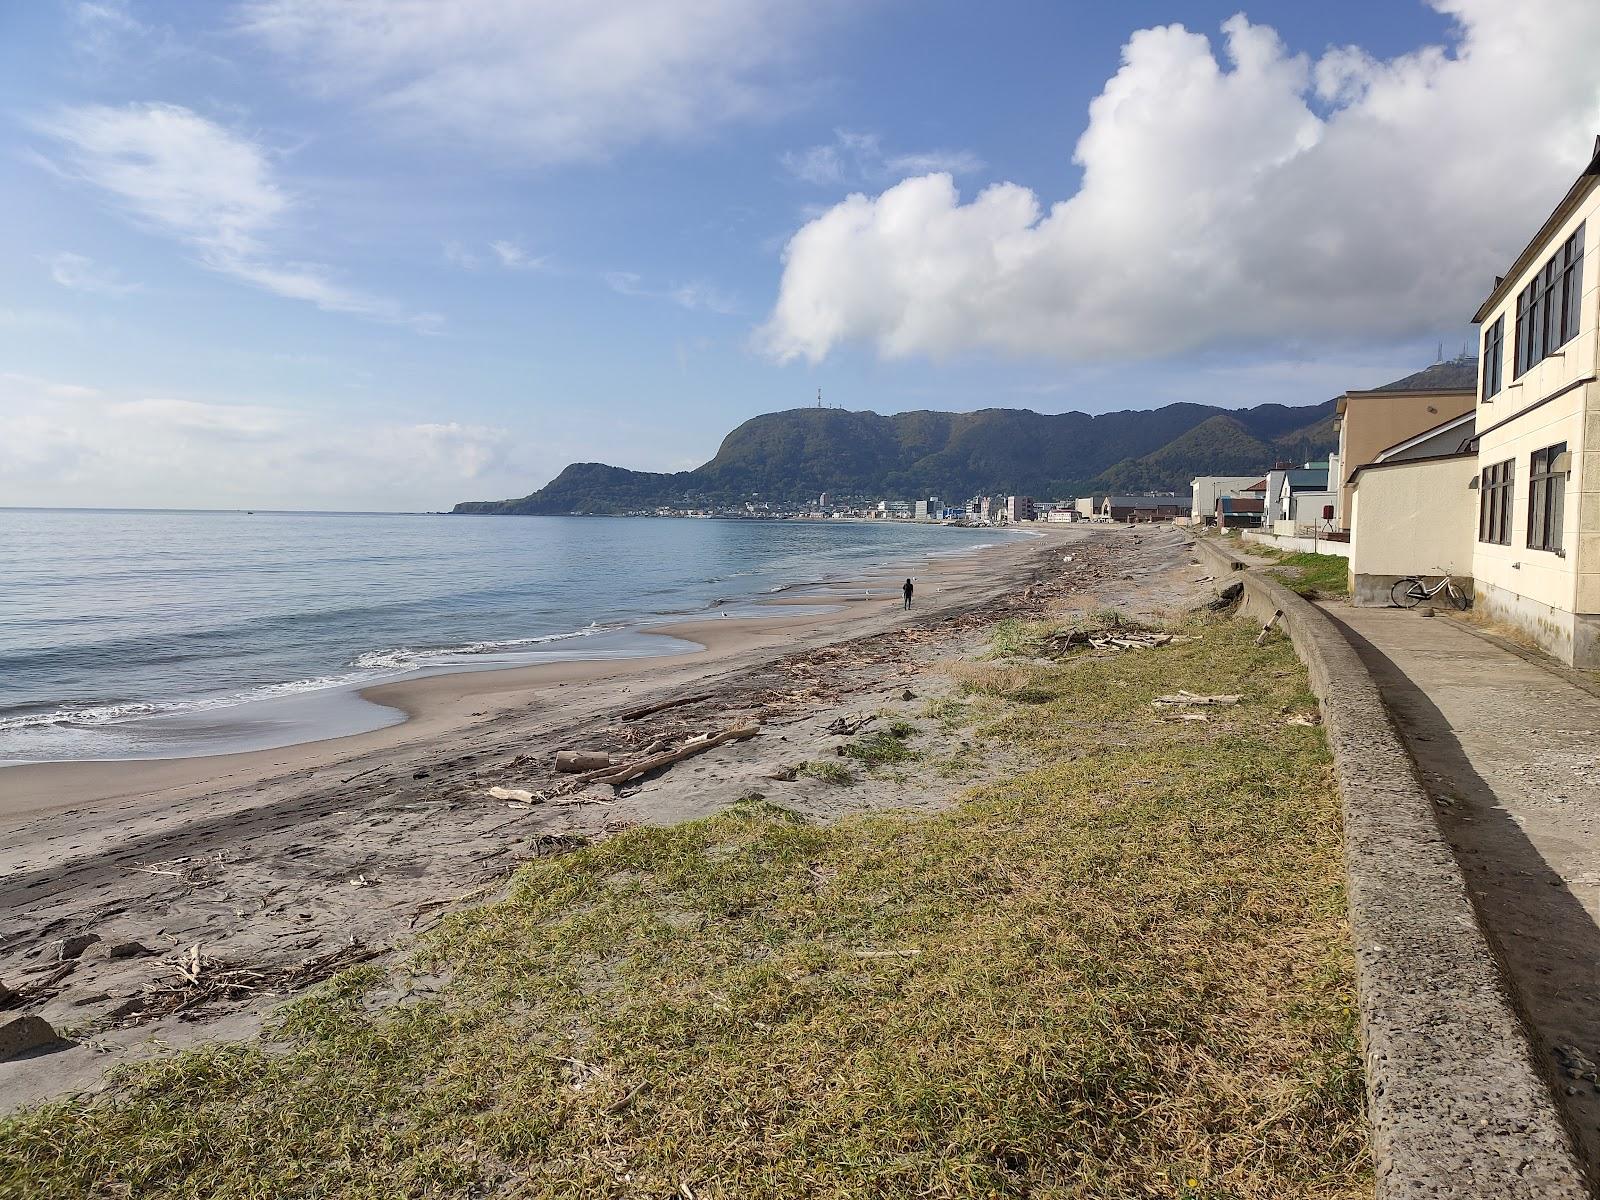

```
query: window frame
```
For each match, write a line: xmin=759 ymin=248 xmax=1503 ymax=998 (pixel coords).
xmin=1527 ymin=442 xmax=1567 ymax=555
xmin=1478 ymin=458 xmax=1514 ymax=546
xmin=1481 ymin=315 xmax=1504 ymax=399
xmin=1511 ymin=222 xmax=1585 ymax=379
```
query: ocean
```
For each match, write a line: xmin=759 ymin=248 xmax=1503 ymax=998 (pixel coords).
xmin=0 ymin=509 xmax=1020 ymax=764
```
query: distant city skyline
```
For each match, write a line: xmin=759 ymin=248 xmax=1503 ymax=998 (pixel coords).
xmin=3 ymin=0 xmax=1598 ymax=510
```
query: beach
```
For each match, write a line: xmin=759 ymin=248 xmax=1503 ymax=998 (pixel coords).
xmin=0 ymin=524 xmax=1209 ymax=1111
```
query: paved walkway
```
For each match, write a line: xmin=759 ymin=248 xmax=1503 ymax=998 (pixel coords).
xmin=1322 ymin=603 xmax=1600 ymax=1179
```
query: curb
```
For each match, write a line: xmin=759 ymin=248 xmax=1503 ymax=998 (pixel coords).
xmin=1191 ymin=536 xmax=1588 ymax=1199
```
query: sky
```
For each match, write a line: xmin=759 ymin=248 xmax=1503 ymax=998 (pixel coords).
xmin=3 ymin=0 xmax=1599 ymax=511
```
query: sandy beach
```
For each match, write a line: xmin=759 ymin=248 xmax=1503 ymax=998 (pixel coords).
xmin=0 ymin=523 xmax=1209 ymax=1112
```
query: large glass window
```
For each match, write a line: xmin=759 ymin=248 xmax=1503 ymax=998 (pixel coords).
xmin=1481 ymin=315 xmax=1504 ymax=399
xmin=1513 ymin=223 xmax=1585 ymax=379
xmin=1528 ymin=443 xmax=1567 ymax=554
xmin=1478 ymin=459 xmax=1514 ymax=545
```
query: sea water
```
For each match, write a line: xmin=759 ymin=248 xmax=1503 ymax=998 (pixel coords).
xmin=0 ymin=510 xmax=1019 ymax=763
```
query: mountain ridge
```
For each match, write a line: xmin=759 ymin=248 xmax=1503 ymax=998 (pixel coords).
xmin=454 ymin=401 xmax=1336 ymax=514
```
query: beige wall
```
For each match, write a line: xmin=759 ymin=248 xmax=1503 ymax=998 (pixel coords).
xmin=1473 ymin=181 xmax=1599 ymax=617
xmin=1350 ymin=455 xmax=1477 ymax=583
xmin=1335 ymin=388 xmax=1476 ymax=530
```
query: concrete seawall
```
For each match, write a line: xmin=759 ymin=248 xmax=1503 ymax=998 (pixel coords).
xmin=1191 ymin=537 xmax=1588 ymax=1199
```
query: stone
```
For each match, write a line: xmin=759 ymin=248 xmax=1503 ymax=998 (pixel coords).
xmin=0 ymin=979 xmax=14 ymax=1005
xmin=900 ymin=689 xmax=916 ymax=701
xmin=0 ymin=1014 xmax=61 ymax=1061
xmin=55 ymin=933 xmax=101 ymax=961
xmin=80 ymin=939 xmax=150 ymax=962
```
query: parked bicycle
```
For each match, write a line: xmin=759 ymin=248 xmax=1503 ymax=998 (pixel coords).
xmin=1389 ymin=570 xmax=1470 ymax=610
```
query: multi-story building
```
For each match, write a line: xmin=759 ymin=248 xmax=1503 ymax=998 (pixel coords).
xmin=1004 ymin=495 xmax=1035 ymax=523
xmin=1469 ymin=141 xmax=1600 ymax=666
xmin=1333 ymin=359 xmax=1477 ymax=531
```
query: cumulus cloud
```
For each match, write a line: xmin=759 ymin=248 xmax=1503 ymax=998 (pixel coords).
xmin=761 ymin=1 xmax=1600 ymax=364
xmin=237 ymin=0 xmax=852 ymax=164
xmin=37 ymin=102 xmax=438 ymax=329
xmin=780 ymin=130 xmax=983 ymax=187
xmin=0 ymin=373 xmax=512 ymax=509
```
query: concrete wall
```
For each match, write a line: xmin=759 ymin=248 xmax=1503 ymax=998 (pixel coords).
xmin=1338 ymin=388 xmax=1477 ymax=529
xmin=1240 ymin=529 xmax=1353 ymax=558
xmin=1191 ymin=535 xmax=1587 ymax=1198
xmin=1349 ymin=455 xmax=1478 ymax=607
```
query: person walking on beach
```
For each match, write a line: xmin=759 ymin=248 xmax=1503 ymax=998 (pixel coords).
xmin=902 ymin=578 xmax=914 ymax=611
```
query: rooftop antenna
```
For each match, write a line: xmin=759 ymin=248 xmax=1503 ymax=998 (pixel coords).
xmin=816 ymin=388 xmax=822 ymax=408
xmin=1437 ymin=341 xmax=1444 ymax=362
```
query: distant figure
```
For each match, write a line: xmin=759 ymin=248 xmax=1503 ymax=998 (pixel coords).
xmin=902 ymin=578 xmax=914 ymax=611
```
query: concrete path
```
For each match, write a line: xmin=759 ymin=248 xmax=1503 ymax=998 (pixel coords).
xmin=1322 ymin=603 xmax=1600 ymax=1182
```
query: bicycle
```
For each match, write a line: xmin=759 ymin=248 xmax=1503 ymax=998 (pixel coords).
xmin=1389 ymin=569 xmax=1470 ymax=610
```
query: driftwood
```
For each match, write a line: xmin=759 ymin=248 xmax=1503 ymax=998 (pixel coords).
xmin=1154 ymin=691 xmax=1243 ymax=707
xmin=616 ymin=692 xmax=713 ymax=722
xmin=590 ymin=723 xmax=760 ymax=787
xmin=555 ymin=750 xmax=616 ymax=773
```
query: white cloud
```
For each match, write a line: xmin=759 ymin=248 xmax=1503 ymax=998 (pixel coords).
xmin=779 ymin=130 xmax=983 ymax=187
xmin=37 ymin=102 xmax=438 ymax=330
xmin=237 ymin=0 xmax=851 ymax=164
xmin=0 ymin=373 xmax=512 ymax=509
xmin=489 ymin=239 xmax=546 ymax=270
xmin=606 ymin=271 xmax=739 ymax=315
xmin=45 ymin=251 xmax=140 ymax=295
xmin=761 ymin=1 xmax=1600 ymax=364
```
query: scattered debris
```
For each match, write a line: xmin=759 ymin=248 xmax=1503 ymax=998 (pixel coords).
xmin=1286 ymin=712 xmax=1322 ymax=727
xmin=824 ymin=713 xmax=876 ymax=736
xmin=486 ymin=786 xmax=539 ymax=803
xmin=126 ymin=940 xmax=382 ymax=1025
xmin=1164 ymin=713 xmax=1210 ymax=723
xmin=590 ymin=724 xmax=761 ymax=788
xmin=1154 ymin=691 xmax=1244 ymax=708
xmin=1205 ymin=581 xmax=1245 ymax=611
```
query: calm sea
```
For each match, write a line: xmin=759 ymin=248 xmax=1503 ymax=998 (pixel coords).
xmin=0 ymin=510 xmax=1019 ymax=764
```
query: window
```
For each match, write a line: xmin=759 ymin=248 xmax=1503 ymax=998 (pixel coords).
xmin=1528 ymin=443 xmax=1567 ymax=554
xmin=1481 ymin=315 xmax=1504 ymax=399
xmin=1513 ymin=223 xmax=1585 ymax=379
xmin=1478 ymin=459 xmax=1514 ymax=545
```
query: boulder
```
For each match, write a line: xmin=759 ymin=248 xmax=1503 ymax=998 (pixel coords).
xmin=56 ymin=934 xmax=101 ymax=961
xmin=81 ymin=940 xmax=150 ymax=962
xmin=0 ymin=1014 xmax=61 ymax=1061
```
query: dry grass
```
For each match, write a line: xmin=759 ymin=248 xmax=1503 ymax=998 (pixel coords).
xmin=0 ymin=618 xmax=1366 ymax=1200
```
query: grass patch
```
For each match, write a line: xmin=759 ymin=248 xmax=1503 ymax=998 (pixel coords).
xmin=799 ymin=759 xmax=854 ymax=785
xmin=839 ymin=722 xmax=919 ymax=769
xmin=1269 ymin=552 xmax=1350 ymax=598
xmin=0 ymin=619 xmax=1366 ymax=1199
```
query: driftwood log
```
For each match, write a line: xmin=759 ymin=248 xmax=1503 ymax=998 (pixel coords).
xmin=616 ymin=692 xmax=714 ymax=722
xmin=590 ymin=724 xmax=760 ymax=787
xmin=555 ymin=750 xmax=617 ymax=773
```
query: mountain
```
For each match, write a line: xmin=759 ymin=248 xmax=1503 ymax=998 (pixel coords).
xmin=453 ymin=400 xmax=1338 ymax=514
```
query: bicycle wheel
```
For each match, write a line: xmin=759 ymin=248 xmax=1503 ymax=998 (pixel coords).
xmin=1448 ymin=582 xmax=1470 ymax=611
xmin=1390 ymin=577 xmax=1425 ymax=608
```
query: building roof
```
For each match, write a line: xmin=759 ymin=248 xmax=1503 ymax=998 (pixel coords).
xmin=1241 ymin=478 xmax=1268 ymax=492
xmin=1365 ymin=356 xmax=1479 ymax=394
xmin=1473 ymin=138 xmax=1600 ymax=323
xmin=1219 ymin=497 xmax=1264 ymax=513
xmin=1374 ymin=411 xmax=1476 ymax=465
xmin=1100 ymin=494 xmax=1192 ymax=509
xmin=1282 ymin=467 xmax=1329 ymax=491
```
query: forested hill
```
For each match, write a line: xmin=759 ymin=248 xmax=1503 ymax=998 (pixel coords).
xmin=453 ymin=401 xmax=1336 ymax=514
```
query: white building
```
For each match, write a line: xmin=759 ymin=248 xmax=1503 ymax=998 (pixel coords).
xmin=1469 ymin=141 xmax=1600 ymax=666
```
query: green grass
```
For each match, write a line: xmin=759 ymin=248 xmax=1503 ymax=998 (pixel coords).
xmin=839 ymin=723 xmax=919 ymax=768
xmin=799 ymin=759 xmax=855 ymax=785
xmin=0 ymin=619 xmax=1367 ymax=1200
xmin=1269 ymin=553 xmax=1350 ymax=598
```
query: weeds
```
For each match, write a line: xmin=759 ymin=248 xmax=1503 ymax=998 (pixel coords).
xmin=799 ymin=759 xmax=854 ymax=785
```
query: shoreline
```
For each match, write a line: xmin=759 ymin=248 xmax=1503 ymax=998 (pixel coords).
xmin=0 ymin=531 xmax=1040 ymax=826
xmin=0 ymin=523 xmax=1209 ymax=1115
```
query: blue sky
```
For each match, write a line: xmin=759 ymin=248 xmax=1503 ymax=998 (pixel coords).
xmin=3 ymin=1 xmax=1598 ymax=510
